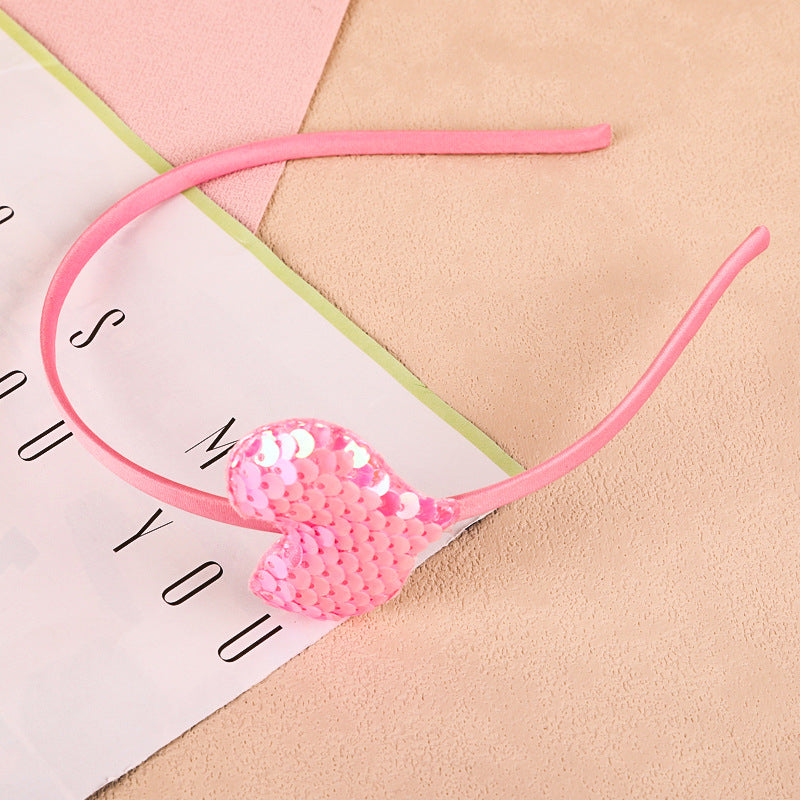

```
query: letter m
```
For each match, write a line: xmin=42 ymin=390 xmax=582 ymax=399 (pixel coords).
xmin=185 ymin=417 xmax=238 ymax=469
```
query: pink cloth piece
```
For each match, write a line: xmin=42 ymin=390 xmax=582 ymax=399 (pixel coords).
xmin=2 ymin=0 xmax=350 ymax=229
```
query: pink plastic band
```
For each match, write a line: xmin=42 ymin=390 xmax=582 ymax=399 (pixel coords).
xmin=40 ymin=125 xmax=612 ymax=532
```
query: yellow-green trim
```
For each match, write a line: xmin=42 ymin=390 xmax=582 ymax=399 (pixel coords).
xmin=0 ymin=8 xmax=523 ymax=477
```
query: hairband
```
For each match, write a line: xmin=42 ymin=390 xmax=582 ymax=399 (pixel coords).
xmin=40 ymin=125 xmax=770 ymax=621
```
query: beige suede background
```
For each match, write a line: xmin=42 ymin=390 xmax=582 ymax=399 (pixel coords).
xmin=96 ymin=1 xmax=800 ymax=798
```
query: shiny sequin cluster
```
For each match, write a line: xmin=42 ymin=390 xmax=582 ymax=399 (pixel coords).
xmin=227 ymin=418 xmax=458 ymax=620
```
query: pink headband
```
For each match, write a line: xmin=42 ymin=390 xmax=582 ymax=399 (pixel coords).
xmin=40 ymin=125 xmax=770 ymax=621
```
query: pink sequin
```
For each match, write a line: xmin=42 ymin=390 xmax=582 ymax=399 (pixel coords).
xmin=227 ymin=419 xmax=459 ymax=620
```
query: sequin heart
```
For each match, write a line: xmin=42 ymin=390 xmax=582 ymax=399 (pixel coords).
xmin=227 ymin=418 xmax=458 ymax=620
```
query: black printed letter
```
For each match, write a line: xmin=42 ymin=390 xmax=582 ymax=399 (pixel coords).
xmin=69 ymin=309 xmax=126 ymax=348
xmin=185 ymin=417 xmax=238 ymax=469
xmin=0 ymin=370 xmax=26 ymax=401
xmin=113 ymin=508 xmax=173 ymax=552
xmin=162 ymin=561 xmax=224 ymax=605
xmin=18 ymin=421 xmax=73 ymax=461
xmin=218 ymin=613 xmax=282 ymax=662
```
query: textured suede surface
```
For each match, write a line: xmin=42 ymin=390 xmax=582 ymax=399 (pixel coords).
xmin=48 ymin=0 xmax=800 ymax=797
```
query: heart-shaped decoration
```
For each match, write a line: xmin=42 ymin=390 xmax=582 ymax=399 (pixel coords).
xmin=227 ymin=418 xmax=458 ymax=619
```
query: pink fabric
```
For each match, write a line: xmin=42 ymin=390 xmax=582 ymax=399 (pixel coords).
xmin=40 ymin=126 xmax=612 ymax=533
xmin=2 ymin=0 xmax=350 ymax=229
